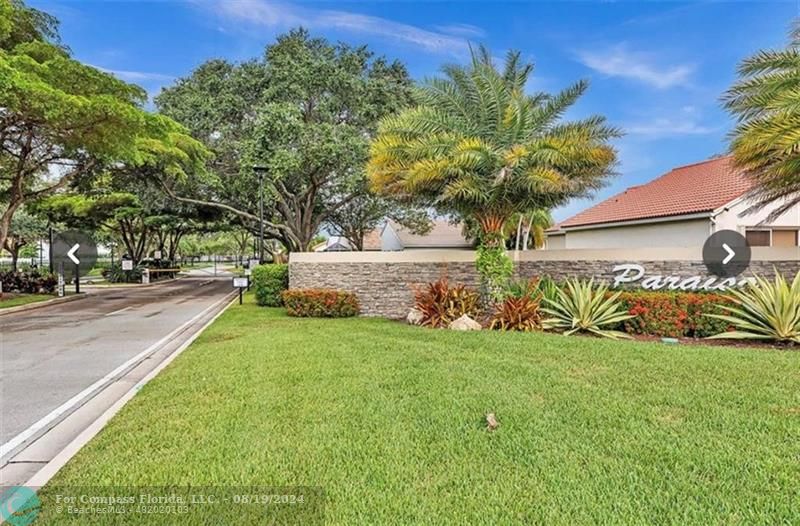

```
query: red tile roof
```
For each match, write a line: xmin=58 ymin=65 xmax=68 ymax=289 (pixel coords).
xmin=560 ymin=156 xmax=752 ymax=228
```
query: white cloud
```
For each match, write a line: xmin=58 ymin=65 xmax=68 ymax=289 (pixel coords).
xmin=433 ymin=23 xmax=485 ymax=39
xmin=203 ymin=0 xmax=473 ymax=56
xmin=92 ymin=65 xmax=175 ymax=83
xmin=626 ymin=118 xmax=716 ymax=137
xmin=575 ymin=44 xmax=693 ymax=89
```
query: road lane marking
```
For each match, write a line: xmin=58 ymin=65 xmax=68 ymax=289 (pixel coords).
xmin=25 ymin=294 xmax=238 ymax=488
xmin=104 ymin=306 xmax=132 ymax=317
xmin=0 ymin=291 xmax=235 ymax=462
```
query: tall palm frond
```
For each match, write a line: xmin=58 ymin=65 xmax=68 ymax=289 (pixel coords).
xmin=368 ymin=46 xmax=620 ymax=237
xmin=722 ymin=21 xmax=800 ymax=220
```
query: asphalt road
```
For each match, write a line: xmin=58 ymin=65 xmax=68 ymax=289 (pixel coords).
xmin=0 ymin=276 xmax=234 ymax=446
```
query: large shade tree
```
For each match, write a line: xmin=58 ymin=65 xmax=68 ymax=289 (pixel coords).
xmin=0 ymin=0 xmax=204 ymax=254
xmin=723 ymin=23 xmax=800 ymax=220
xmin=156 ymin=29 xmax=427 ymax=252
xmin=368 ymin=48 xmax=619 ymax=297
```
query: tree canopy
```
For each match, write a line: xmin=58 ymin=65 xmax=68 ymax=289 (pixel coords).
xmin=368 ymin=47 xmax=619 ymax=298
xmin=0 ymin=0 xmax=207 ymax=255
xmin=156 ymin=29 xmax=427 ymax=252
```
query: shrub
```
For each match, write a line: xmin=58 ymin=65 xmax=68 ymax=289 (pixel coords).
xmin=489 ymin=295 xmax=543 ymax=331
xmin=0 ymin=270 xmax=58 ymax=294
xmin=685 ymin=293 xmax=734 ymax=338
xmin=413 ymin=277 xmax=480 ymax=328
xmin=706 ymin=271 xmax=800 ymax=343
xmin=617 ymin=291 xmax=688 ymax=338
xmin=252 ymin=264 xmax=289 ymax=307
xmin=615 ymin=291 xmax=733 ymax=338
xmin=282 ymin=289 xmax=359 ymax=318
xmin=542 ymin=278 xmax=635 ymax=339
xmin=102 ymin=263 xmax=144 ymax=283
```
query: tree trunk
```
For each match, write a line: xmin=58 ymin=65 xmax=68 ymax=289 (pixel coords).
xmin=10 ymin=248 xmax=19 ymax=272
xmin=0 ymin=197 xmax=23 ymax=257
xmin=474 ymin=211 xmax=513 ymax=305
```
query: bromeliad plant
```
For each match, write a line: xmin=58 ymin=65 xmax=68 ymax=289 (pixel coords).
xmin=413 ymin=278 xmax=480 ymax=328
xmin=705 ymin=271 xmax=800 ymax=344
xmin=489 ymin=294 xmax=543 ymax=332
xmin=542 ymin=278 xmax=635 ymax=339
xmin=368 ymin=46 xmax=619 ymax=300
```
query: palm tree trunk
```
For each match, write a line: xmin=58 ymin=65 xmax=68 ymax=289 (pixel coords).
xmin=475 ymin=212 xmax=507 ymax=246
xmin=523 ymin=215 xmax=533 ymax=250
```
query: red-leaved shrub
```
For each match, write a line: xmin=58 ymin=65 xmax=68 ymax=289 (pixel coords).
xmin=281 ymin=289 xmax=359 ymax=318
xmin=413 ymin=278 xmax=480 ymax=328
xmin=489 ymin=295 xmax=543 ymax=331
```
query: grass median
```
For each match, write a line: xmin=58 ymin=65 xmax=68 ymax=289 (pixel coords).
xmin=38 ymin=294 xmax=800 ymax=524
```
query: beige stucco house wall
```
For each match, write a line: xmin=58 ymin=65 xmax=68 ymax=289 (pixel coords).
xmin=551 ymin=217 xmax=711 ymax=249
xmin=548 ymin=201 xmax=800 ymax=249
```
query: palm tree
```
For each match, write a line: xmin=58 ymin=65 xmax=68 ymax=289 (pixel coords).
xmin=723 ymin=23 xmax=800 ymax=220
xmin=368 ymin=47 xmax=619 ymax=297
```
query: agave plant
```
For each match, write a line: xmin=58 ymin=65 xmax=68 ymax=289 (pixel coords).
xmin=705 ymin=271 xmax=800 ymax=343
xmin=542 ymin=278 xmax=635 ymax=339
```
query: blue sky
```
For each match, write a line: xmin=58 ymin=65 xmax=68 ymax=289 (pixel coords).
xmin=31 ymin=0 xmax=796 ymax=220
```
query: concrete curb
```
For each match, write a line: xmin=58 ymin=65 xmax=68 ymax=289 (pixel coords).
xmin=0 ymin=293 xmax=86 ymax=317
xmin=23 ymin=292 xmax=238 ymax=489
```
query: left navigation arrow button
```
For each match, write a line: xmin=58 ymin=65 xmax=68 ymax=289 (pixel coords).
xmin=67 ymin=243 xmax=80 ymax=265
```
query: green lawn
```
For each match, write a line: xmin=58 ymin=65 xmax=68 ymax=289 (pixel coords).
xmin=38 ymin=295 xmax=800 ymax=524
xmin=0 ymin=293 xmax=54 ymax=309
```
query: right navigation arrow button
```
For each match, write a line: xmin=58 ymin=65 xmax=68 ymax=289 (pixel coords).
xmin=722 ymin=243 xmax=735 ymax=265
xmin=703 ymin=230 xmax=751 ymax=278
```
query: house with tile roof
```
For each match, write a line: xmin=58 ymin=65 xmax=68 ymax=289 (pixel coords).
xmin=547 ymin=156 xmax=800 ymax=249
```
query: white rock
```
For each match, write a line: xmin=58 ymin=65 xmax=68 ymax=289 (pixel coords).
xmin=448 ymin=314 xmax=482 ymax=331
xmin=406 ymin=308 xmax=424 ymax=325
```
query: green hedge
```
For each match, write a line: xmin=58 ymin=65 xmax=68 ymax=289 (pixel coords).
xmin=252 ymin=264 xmax=289 ymax=306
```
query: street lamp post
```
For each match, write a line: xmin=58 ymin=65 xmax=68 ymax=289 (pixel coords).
xmin=252 ymin=166 xmax=267 ymax=263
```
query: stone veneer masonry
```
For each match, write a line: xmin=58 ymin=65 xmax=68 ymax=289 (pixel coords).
xmin=289 ymin=249 xmax=800 ymax=318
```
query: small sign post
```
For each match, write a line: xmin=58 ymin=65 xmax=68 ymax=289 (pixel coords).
xmin=233 ymin=276 xmax=248 ymax=305
xmin=57 ymin=262 xmax=65 ymax=297
xmin=122 ymin=259 xmax=133 ymax=271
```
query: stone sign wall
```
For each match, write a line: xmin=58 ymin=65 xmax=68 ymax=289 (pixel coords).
xmin=289 ymin=248 xmax=799 ymax=318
